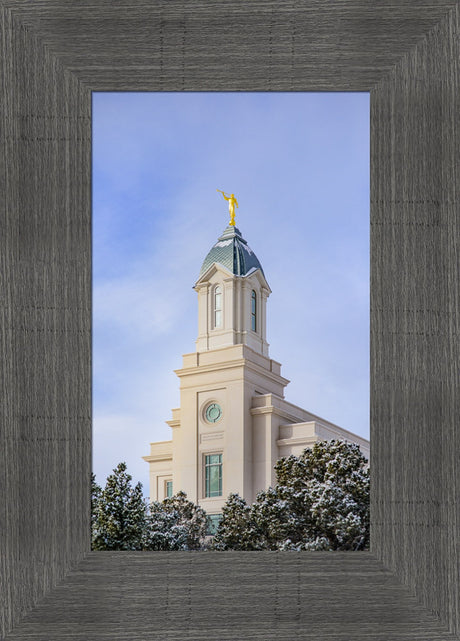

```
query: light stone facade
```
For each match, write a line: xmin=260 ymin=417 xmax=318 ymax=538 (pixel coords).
xmin=143 ymin=225 xmax=369 ymax=516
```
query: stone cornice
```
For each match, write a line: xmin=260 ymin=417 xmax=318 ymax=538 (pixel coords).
xmin=242 ymin=360 xmax=289 ymax=386
xmin=166 ymin=419 xmax=181 ymax=429
xmin=250 ymin=405 xmax=303 ymax=423
xmin=142 ymin=453 xmax=173 ymax=463
xmin=175 ymin=358 xmax=245 ymax=377
xmin=175 ymin=357 xmax=289 ymax=387
xmin=276 ymin=436 xmax=317 ymax=448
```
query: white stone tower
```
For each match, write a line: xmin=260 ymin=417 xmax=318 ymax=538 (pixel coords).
xmin=170 ymin=223 xmax=289 ymax=518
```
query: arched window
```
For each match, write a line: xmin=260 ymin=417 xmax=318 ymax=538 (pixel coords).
xmin=251 ymin=290 xmax=257 ymax=331
xmin=214 ymin=286 xmax=222 ymax=328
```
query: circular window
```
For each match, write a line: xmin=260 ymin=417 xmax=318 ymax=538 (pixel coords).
xmin=204 ymin=402 xmax=223 ymax=424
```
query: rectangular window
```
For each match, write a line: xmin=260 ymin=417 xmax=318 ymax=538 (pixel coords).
xmin=251 ymin=290 xmax=257 ymax=331
xmin=206 ymin=513 xmax=222 ymax=535
xmin=214 ymin=287 xmax=222 ymax=329
xmin=165 ymin=480 xmax=173 ymax=498
xmin=205 ymin=453 xmax=222 ymax=497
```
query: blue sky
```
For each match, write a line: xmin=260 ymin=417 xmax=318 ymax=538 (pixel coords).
xmin=93 ymin=92 xmax=369 ymax=498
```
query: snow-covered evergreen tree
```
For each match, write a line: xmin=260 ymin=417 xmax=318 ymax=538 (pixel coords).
xmin=144 ymin=504 xmax=189 ymax=550
xmin=92 ymin=462 xmax=148 ymax=550
xmin=212 ymin=493 xmax=258 ymax=550
xmin=91 ymin=473 xmax=102 ymax=539
xmin=92 ymin=465 xmax=209 ymax=551
xmin=145 ymin=491 xmax=208 ymax=550
xmin=213 ymin=440 xmax=370 ymax=551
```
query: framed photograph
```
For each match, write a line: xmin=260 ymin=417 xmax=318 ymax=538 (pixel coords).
xmin=1 ymin=2 xmax=458 ymax=639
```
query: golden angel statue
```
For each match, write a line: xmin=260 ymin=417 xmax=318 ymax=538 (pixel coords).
xmin=217 ymin=190 xmax=239 ymax=226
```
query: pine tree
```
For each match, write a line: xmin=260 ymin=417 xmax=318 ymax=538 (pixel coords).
xmin=275 ymin=440 xmax=370 ymax=550
xmin=250 ymin=486 xmax=292 ymax=550
xmin=92 ymin=462 xmax=148 ymax=550
xmin=211 ymin=493 xmax=260 ymax=550
xmin=145 ymin=491 xmax=208 ymax=550
xmin=162 ymin=491 xmax=208 ymax=550
xmin=213 ymin=440 xmax=370 ymax=551
xmin=91 ymin=473 xmax=102 ymax=538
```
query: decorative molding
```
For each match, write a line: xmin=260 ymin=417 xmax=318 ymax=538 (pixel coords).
xmin=200 ymin=431 xmax=224 ymax=443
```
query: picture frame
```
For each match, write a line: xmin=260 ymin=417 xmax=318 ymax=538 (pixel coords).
xmin=1 ymin=1 xmax=458 ymax=638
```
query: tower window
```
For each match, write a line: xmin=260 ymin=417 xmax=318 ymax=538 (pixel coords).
xmin=214 ymin=286 xmax=222 ymax=328
xmin=165 ymin=480 xmax=173 ymax=498
xmin=251 ymin=290 xmax=257 ymax=331
xmin=204 ymin=453 xmax=222 ymax=497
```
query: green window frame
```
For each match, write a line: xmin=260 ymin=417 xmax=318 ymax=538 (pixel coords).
xmin=165 ymin=480 xmax=173 ymax=498
xmin=207 ymin=513 xmax=223 ymax=536
xmin=251 ymin=290 xmax=257 ymax=331
xmin=205 ymin=453 xmax=222 ymax=497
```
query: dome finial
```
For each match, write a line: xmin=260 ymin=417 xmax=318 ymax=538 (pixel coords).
xmin=217 ymin=189 xmax=239 ymax=226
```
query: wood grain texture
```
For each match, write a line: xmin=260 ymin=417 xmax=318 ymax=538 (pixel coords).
xmin=371 ymin=5 xmax=460 ymax=634
xmin=0 ymin=0 xmax=459 ymax=638
xmin=2 ymin=0 xmax=459 ymax=91
xmin=3 ymin=552 xmax=459 ymax=641
xmin=0 ymin=4 xmax=92 ymax=637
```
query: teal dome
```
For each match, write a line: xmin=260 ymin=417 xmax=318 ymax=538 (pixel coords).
xmin=199 ymin=226 xmax=265 ymax=279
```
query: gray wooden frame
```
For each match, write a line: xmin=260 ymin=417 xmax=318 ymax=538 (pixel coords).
xmin=1 ymin=1 xmax=459 ymax=639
